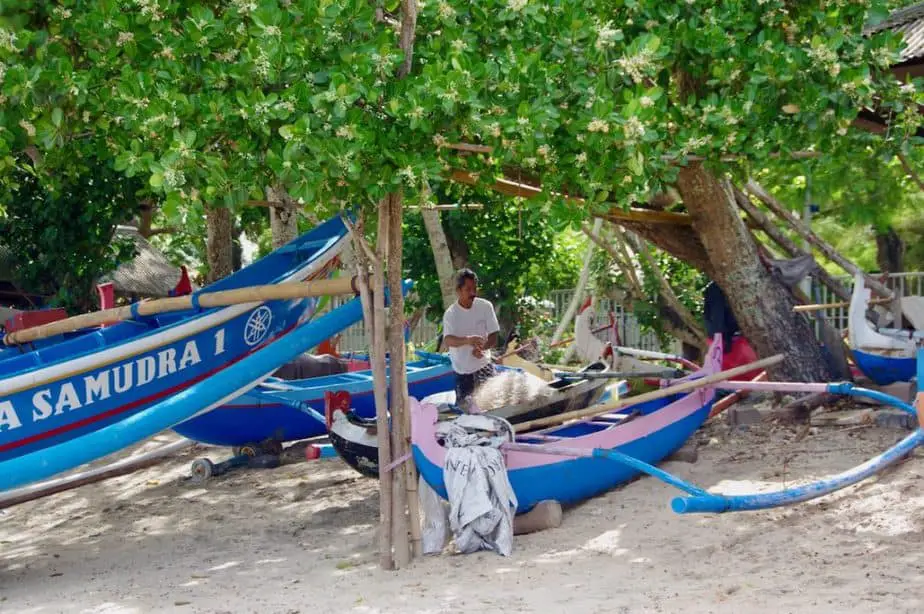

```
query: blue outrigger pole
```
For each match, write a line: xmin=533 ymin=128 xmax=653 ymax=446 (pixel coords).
xmin=577 ymin=349 xmax=924 ymax=515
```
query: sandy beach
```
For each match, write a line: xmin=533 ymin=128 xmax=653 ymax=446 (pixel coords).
xmin=1 ymin=399 xmax=922 ymax=614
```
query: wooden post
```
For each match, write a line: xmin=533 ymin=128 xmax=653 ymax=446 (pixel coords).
xmin=345 ymin=212 xmax=394 ymax=571
xmin=383 ymin=194 xmax=412 ymax=569
xmin=385 ymin=193 xmax=423 ymax=562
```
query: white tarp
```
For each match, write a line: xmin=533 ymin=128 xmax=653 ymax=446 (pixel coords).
xmin=421 ymin=414 xmax=518 ymax=556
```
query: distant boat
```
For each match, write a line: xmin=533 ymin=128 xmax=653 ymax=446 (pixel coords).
xmin=848 ymin=273 xmax=920 ymax=385
xmin=173 ymin=351 xmax=456 ymax=449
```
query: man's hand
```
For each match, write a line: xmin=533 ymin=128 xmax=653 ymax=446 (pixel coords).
xmin=467 ymin=335 xmax=485 ymax=349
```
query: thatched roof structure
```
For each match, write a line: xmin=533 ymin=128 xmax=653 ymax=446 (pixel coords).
xmin=99 ymin=225 xmax=190 ymax=298
xmin=866 ymin=2 xmax=924 ymax=77
xmin=855 ymin=2 xmax=924 ymax=135
xmin=0 ymin=225 xmax=191 ymax=306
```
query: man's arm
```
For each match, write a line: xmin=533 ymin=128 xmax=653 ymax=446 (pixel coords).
xmin=444 ymin=334 xmax=484 ymax=348
xmin=485 ymin=301 xmax=500 ymax=351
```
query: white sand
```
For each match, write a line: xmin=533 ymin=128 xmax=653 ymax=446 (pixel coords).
xmin=2 ymin=404 xmax=923 ymax=614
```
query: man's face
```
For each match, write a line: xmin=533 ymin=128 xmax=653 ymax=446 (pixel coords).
xmin=457 ymin=278 xmax=477 ymax=303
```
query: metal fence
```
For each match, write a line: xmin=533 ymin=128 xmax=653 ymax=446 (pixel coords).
xmin=327 ymin=272 xmax=924 ymax=354
xmin=331 ymin=289 xmax=675 ymax=353
xmin=801 ymin=271 xmax=924 ymax=334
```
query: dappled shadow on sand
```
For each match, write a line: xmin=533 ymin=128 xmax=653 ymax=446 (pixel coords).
xmin=2 ymin=416 xmax=924 ymax=613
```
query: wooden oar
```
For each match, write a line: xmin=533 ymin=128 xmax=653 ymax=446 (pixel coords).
xmin=513 ymin=354 xmax=785 ymax=433
xmin=553 ymin=368 xmax=685 ymax=380
xmin=0 ymin=438 xmax=194 ymax=510
xmin=3 ymin=275 xmax=359 ymax=346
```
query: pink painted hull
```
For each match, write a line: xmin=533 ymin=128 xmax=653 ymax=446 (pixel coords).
xmin=411 ymin=336 xmax=724 ymax=511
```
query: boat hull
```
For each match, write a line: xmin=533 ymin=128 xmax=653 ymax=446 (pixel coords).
xmin=0 ymin=216 xmax=350 ymax=463
xmin=415 ymin=396 xmax=712 ymax=512
xmin=851 ymin=348 xmax=916 ymax=386
xmin=173 ymin=359 xmax=456 ymax=446
xmin=411 ymin=336 xmax=724 ymax=513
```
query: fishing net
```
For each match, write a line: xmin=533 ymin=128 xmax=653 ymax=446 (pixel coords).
xmin=470 ymin=368 xmax=555 ymax=413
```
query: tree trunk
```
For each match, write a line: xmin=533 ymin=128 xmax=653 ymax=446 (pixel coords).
xmin=267 ymin=186 xmax=299 ymax=249
xmin=875 ymin=227 xmax=903 ymax=274
xmin=600 ymin=216 xmax=716 ymax=277
xmin=205 ymin=205 xmax=234 ymax=283
xmin=420 ymin=206 xmax=457 ymax=310
xmin=676 ymin=163 xmax=832 ymax=382
xmin=553 ymin=218 xmax=601 ymax=346
xmin=444 ymin=226 xmax=470 ymax=271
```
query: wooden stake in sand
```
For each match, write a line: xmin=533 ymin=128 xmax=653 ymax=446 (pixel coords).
xmin=513 ymin=354 xmax=785 ymax=432
xmin=3 ymin=276 xmax=359 ymax=346
xmin=345 ymin=213 xmax=395 ymax=571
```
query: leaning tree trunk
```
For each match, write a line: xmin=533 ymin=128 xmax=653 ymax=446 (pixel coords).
xmin=675 ymin=163 xmax=833 ymax=382
xmin=205 ymin=205 xmax=234 ymax=284
xmin=421 ymin=206 xmax=457 ymax=310
xmin=875 ymin=226 xmax=903 ymax=274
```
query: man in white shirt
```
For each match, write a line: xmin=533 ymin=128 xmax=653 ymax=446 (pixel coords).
xmin=442 ymin=268 xmax=500 ymax=408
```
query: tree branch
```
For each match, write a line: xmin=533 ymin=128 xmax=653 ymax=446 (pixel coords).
xmin=897 ymin=151 xmax=924 ymax=193
xmin=397 ymin=0 xmax=418 ymax=79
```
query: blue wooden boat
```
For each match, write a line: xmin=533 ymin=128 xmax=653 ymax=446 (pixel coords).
xmin=848 ymin=273 xmax=917 ymax=385
xmin=172 ymin=352 xmax=456 ymax=448
xmin=0 ymin=215 xmax=358 ymax=466
xmin=411 ymin=337 xmax=723 ymax=513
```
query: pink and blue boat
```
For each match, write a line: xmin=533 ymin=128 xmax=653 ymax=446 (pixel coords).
xmin=410 ymin=337 xmax=723 ymax=512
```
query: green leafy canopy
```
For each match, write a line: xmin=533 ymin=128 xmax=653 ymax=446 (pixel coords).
xmin=2 ymin=0 xmax=921 ymax=222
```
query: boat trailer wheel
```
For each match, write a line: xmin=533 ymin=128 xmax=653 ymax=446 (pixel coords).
xmin=190 ymin=458 xmax=215 ymax=484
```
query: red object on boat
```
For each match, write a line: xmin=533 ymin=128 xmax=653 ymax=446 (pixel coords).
xmin=305 ymin=445 xmax=321 ymax=461
xmin=316 ymin=338 xmax=339 ymax=357
xmin=4 ymin=308 xmax=68 ymax=333
xmin=97 ymin=282 xmax=115 ymax=310
xmin=169 ymin=265 xmax=193 ymax=297
xmin=96 ymin=282 xmax=116 ymax=328
xmin=721 ymin=335 xmax=762 ymax=381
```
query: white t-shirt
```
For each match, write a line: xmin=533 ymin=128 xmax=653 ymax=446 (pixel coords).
xmin=442 ymin=297 xmax=500 ymax=374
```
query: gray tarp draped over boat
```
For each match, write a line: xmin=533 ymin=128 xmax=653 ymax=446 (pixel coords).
xmin=423 ymin=414 xmax=518 ymax=556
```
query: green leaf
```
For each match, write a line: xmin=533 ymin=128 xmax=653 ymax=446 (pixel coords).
xmin=149 ymin=172 xmax=164 ymax=188
xmin=51 ymin=107 xmax=63 ymax=127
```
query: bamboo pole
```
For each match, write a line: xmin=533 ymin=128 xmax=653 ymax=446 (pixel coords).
xmin=793 ymin=296 xmax=893 ymax=312
xmin=744 ymin=180 xmax=896 ymax=302
xmin=0 ymin=438 xmax=193 ymax=510
xmin=733 ymin=187 xmax=852 ymax=303
xmin=385 ymin=194 xmax=415 ymax=567
xmin=344 ymin=213 xmax=394 ymax=571
xmin=3 ymin=276 xmax=359 ymax=346
xmin=513 ymin=354 xmax=785 ymax=432
xmin=623 ymin=230 xmax=707 ymax=346
xmin=551 ymin=218 xmax=601 ymax=346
